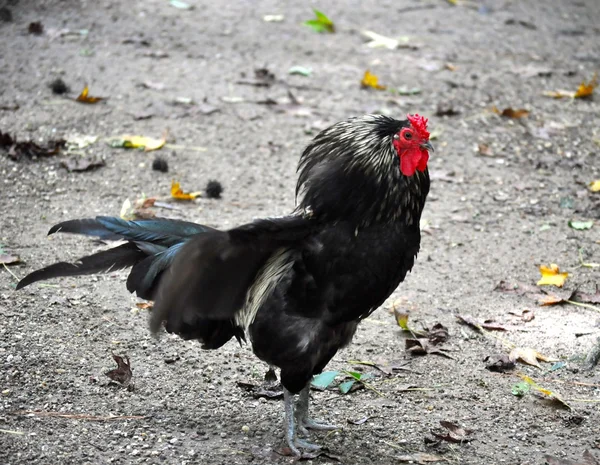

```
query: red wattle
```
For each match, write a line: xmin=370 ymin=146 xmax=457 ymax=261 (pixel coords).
xmin=400 ymin=148 xmax=420 ymax=176
xmin=416 ymin=149 xmax=429 ymax=171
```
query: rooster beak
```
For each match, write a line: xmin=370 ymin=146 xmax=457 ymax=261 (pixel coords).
xmin=420 ymin=141 xmax=434 ymax=153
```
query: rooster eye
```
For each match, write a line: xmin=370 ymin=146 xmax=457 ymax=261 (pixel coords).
xmin=404 ymin=132 xmax=412 ymax=140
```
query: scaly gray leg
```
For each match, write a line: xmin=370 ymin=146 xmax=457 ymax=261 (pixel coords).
xmin=284 ymin=387 xmax=322 ymax=456
xmin=295 ymin=385 xmax=339 ymax=436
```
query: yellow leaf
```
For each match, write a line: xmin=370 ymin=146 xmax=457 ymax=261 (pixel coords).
xmin=537 ymin=264 xmax=568 ymax=287
xmin=590 ymin=180 xmax=600 ymax=192
xmin=171 ymin=180 xmax=201 ymax=200
xmin=544 ymin=73 xmax=597 ymax=99
xmin=394 ymin=308 xmax=410 ymax=330
xmin=75 ymin=85 xmax=105 ymax=104
xmin=120 ymin=134 xmax=166 ymax=152
xmin=361 ymin=70 xmax=386 ymax=90
xmin=135 ymin=302 xmax=154 ymax=310
xmin=574 ymin=72 xmax=597 ymax=98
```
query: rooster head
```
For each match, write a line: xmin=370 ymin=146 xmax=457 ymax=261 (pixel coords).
xmin=392 ymin=114 xmax=433 ymax=177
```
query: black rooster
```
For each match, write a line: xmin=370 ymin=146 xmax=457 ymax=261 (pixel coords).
xmin=17 ymin=114 xmax=432 ymax=454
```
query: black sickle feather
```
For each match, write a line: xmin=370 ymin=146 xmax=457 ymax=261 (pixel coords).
xmin=16 ymin=243 xmax=145 ymax=290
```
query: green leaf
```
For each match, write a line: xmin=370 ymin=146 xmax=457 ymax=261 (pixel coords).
xmin=303 ymin=9 xmax=334 ymax=33
xmin=339 ymin=380 xmax=355 ymax=394
xmin=347 ymin=371 xmax=362 ymax=381
xmin=511 ymin=381 xmax=530 ymax=397
xmin=311 ymin=371 xmax=339 ymax=389
xmin=568 ymin=220 xmax=593 ymax=230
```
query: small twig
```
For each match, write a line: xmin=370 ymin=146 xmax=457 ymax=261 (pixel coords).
xmin=10 ymin=411 xmax=147 ymax=421
xmin=0 ymin=429 xmax=24 ymax=435
xmin=2 ymin=263 xmax=19 ymax=282
xmin=566 ymin=300 xmax=600 ymax=313
xmin=565 ymin=398 xmax=600 ymax=403
xmin=164 ymin=143 xmax=207 ymax=152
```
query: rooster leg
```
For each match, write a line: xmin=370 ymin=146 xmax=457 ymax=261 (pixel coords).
xmin=284 ymin=388 xmax=321 ymax=455
xmin=295 ymin=385 xmax=339 ymax=436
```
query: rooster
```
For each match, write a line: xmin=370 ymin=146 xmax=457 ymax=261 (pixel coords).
xmin=17 ymin=114 xmax=432 ymax=455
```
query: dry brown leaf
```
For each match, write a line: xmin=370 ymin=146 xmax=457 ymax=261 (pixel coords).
xmin=509 ymin=347 xmax=558 ymax=368
xmin=430 ymin=420 xmax=473 ymax=443
xmin=105 ymin=354 xmax=132 ymax=388
xmin=492 ymin=106 xmax=530 ymax=118
xmin=405 ymin=338 xmax=454 ymax=359
xmin=484 ymin=354 xmax=515 ymax=372
xmin=75 ymin=85 xmax=105 ymax=104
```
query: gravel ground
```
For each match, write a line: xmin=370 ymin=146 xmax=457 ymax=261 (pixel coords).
xmin=1 ymin=0 xmax=599 ymax=464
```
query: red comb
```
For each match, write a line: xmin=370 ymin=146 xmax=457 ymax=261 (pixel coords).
xmin=407 ymin=114 xmax=430 ymax=140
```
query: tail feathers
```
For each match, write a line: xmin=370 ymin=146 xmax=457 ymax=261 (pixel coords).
xmin=16 ymin=243 xmax=145 ymax=290
xmin=48 ymin=218 xmax=122 ymax=241
xmin=96 ymin=216 xmax=215 ymax=247
xmin=126 ymin=243 xmax=185 ymax=300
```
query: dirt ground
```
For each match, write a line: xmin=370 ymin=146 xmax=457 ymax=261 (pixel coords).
xmin=1 ymin=0 xmax=599 ymax=464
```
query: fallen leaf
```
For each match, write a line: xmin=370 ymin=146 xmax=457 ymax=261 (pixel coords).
xmin=361 ymin=70 xmax=386 ymax=90
xmin=75 ymin=85 xmax=105 ymax=104
xmin=568 ymin=220 xmax=594 ymax=230
xmin=574 ymin=72 xmax=598 ymax=98
xmin=405 ymin=338 xmax=454 ymax=359
xmin=394 ymin=308 xmax=410 ymax=330
xmin=0 ymin=253 xmax=20 ymax=265
xmin=544 ymin=73 xmax=597 ymax=99
xmin=112 ymin=134 xmax=166 ymax=152
xmin=545 ymin=450 xmax=599 ymax=465
xmin=512 ymin=381 xmax=531 ymax=396
xmin=361 ymin=30 xmax=401 ymax=49
xmin=520 ymin=374 xmax=570 ymax=409
xmin=484 ymin=354 xmax=515 ymax=372
xmin=61 ymin=157 xmax=105 ymax=172
xmin=171 ymin=181 xmax=201 ymax=201
xmin=537 ymin=264 xmax=568 ymax=287
xmin=427 ymin=323 xmax=449 ymax=344
xmin=590 ymin=180 xmax=600 ymax=192
xmin=539 ymin=289 xmax=575 ymax=306
xmin=492 ymin=106 xmax=530 ymax=118
xmin=105 ymin=354 xmax=133 ymax=388
xmin=509 ymin=347 xmax=558 ymax=369
xmin=303 ymin=9 xmax=334 ymax=33
xmin=430 ymin=420 xmax=473 ymax=444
